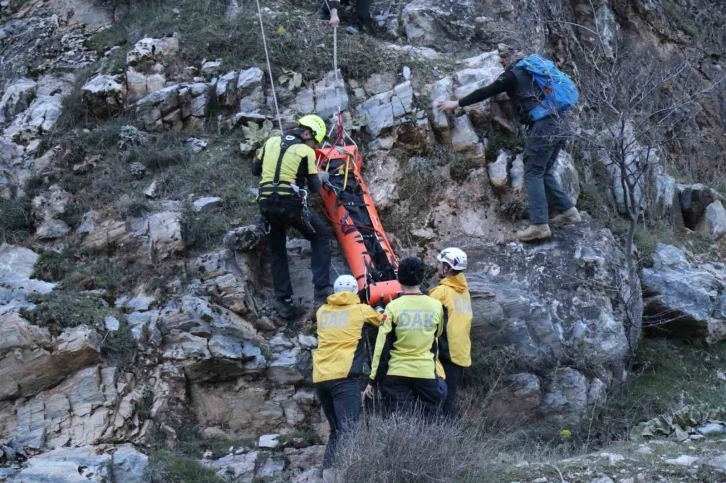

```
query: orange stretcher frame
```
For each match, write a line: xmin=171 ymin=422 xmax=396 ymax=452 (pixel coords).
xmin=315 ymin=146 xmax=402 ymax=308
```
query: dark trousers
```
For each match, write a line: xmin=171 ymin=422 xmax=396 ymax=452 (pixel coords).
xmin=441 ymin=361 xmax=464 ymax=421
xmin=319 ymin=0 xmax=372 ymax=22
xmin=523 ymin=117 xmax=574 ymax=225
xmin=262 ymin=202 xmax=331 ymax=300
xmin=353 ymin=0 xmax=372 ymax=22
xmin=315 ymin=379 xmax=361 ymax=468
xmin=381 ymin=375 xmax=442 ymax=419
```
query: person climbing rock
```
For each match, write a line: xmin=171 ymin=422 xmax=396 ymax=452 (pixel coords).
xmin=429 ymin=248 xmax=472 ymax=421
xmin=252 ymin=115 xmax=333 ymax=319
xmin=364 ymin=257 xmax=446 ymax=419
xmin=318 ymin=0 xmax=373 ymax=34
xmin=314 ymin=274 xmax=383 ymax=468
xmin=436 ymin=44 xmax=582 ymax=242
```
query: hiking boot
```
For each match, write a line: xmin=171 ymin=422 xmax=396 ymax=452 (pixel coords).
xmin=550 ymin=207 xmax=582 ymax=226
xmin=517 ymin=224 xmax=552 ymax=242
xmin=273 ymin=297 xmax=295 ymax=319
xmin=314 ymin=286 xmax=333 ymax=305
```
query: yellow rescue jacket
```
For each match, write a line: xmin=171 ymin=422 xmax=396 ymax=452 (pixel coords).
xmin=370 ymin=294 xmax=445 ymax=382
xmin=429 ymin=273 xmax=472 ymax=367
xmin=256 ymin=135 xmax=318 ymax=200
xmin=313 ymin=291 xmax=383 ymax=383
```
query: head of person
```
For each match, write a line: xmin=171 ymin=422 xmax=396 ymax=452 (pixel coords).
xmin=334 ymin=274 xmax=358 ymax=294
xmin=397 ymin=257 xmax=426 ymax=290
xmin=498 ymin=42 xmax=524 ymax=69
xmin=297 ymin=114 xmax=327 ymax=148
xmin=437 ymin=247 xmax=467 ymax=278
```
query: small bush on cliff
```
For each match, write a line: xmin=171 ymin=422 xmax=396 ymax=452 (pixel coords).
xmin=21 ymin=291 xmax=138 ymax=367
xmin=123 ymin=132 xmax=191 ymax=173
xmin=147 ymin=450 xmax=224 ymax=483
xmin=102 ymin=318 xmax=138 ymax=369
xmin=0 ymin=196 xmax=34 ymax=244
xmin=33 ymin=249 xmax=74 ymax=281
xmin=32 ymin=247 xmax=149 ymax=299
xmin=21 ymin=292 xmax=113 ymax=336
xmin=181 ymin=208 xmax=229 ymax=253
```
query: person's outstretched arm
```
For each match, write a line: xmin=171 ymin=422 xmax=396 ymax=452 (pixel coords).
xmin=436 ymin=70 xmax=517 ymax=112
xmin=361 ymin=304 xmax=383 ymax=327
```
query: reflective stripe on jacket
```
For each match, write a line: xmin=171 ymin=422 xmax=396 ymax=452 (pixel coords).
xmin=313 ymin=291 xmax=383 ymax=383
xmin=429 ymin=273 xmax=472 ymax=367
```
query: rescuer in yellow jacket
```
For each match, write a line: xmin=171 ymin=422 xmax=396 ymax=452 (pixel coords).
xmin=364 ymin=257 xmax=446 ymax=418
xmin=429 ymin=247 xmax=472 ymax=420
xmin=314 ymin=274 xmax=382 ymax=468
xmin=252 ymin=115 xmax=333 ymax=319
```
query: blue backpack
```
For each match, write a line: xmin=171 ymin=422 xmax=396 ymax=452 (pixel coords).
xmin=515 ymin=55 xmax=579 ymax=121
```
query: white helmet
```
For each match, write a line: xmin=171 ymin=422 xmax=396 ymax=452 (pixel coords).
xmin=437 ymin=248 xmax=467 ymax=271
xmin=334 ymin=275 xmax=359 ymax=294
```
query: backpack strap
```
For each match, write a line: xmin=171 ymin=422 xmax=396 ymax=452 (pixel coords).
xmin=260 ymin=133 xmax=304 ymax=188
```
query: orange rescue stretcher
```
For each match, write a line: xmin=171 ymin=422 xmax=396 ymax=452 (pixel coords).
xmin=315 ymin=146 xmax=402 ymax=308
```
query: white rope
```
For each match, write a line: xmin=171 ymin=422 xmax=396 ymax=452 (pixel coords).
xmin=333 ymin=26 xmax=342 ymax=116
xmin=319 ymin=0 xmax=350 ymax=147
xmin=254 ymin=0 xmax=284 ymax=135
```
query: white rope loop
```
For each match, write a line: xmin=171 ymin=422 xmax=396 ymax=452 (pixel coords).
xmin=254 ymin=0 xmax=284 ymax=135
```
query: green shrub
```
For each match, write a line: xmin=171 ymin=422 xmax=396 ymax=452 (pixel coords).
xmin=137 ymin=387 xmax=155 ymax=421
xmin=33 ymin=249 xmax=75 ymax=281
xmin=23 ymin=175 xmax=46 ymax=199
xmin=278 ymin=429 xmax=322 ymax=448
xmin=51 ymin=68 xmax=97 ymax=132
xmin=123 ymin=198 xmax=155 ymax=218
xmin=467 ymin=342 xmax=527 ymax=394
xmin=20 ymin=291 xmax=138 ymax=367
xmin=147 ymin=450 xmax=225 ymax=483
xmin=20 ymin=292 xmax=115 ymax=337
xmin=335 ymin=412 xmax=498 ymax=483
xmin=0 ymin=197 xmax=34 ymax=244
xmin=569 ymin=337 xmax=726 ymax=449
xmin=126 ymin=146 xmax=191 ymax=173
xmin=181 ymin=209 xmax=229 ymax=252
xmin=32 ymin=247 xmax=148 ymax=297
xmin=397 ymin=158 xmax=437 ymax=216
xmin=485 ymin=128 xmax=521 ymax=160
xmin=633 ymin=225 xmax=676 ymax=263
xmin=449 ymin=153 xmax=478 ymax=182
xmin=102 ymin=318 xmax=138 ymax=369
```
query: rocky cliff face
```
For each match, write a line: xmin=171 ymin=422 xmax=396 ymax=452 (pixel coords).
xmin=1 ymin=0 xmax=725 ymax=481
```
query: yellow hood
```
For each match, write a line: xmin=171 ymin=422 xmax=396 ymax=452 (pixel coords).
xmin=325 ymin=291 xmax=361 ymax=306
xmin=439 ymin=273 xmax=468 ymax=293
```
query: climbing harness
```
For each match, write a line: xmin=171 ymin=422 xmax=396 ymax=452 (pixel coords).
xmin=254 ymin=0 xmax=284 ymax=134
xmin=291 ymin=184 xmax=316 ymax=235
